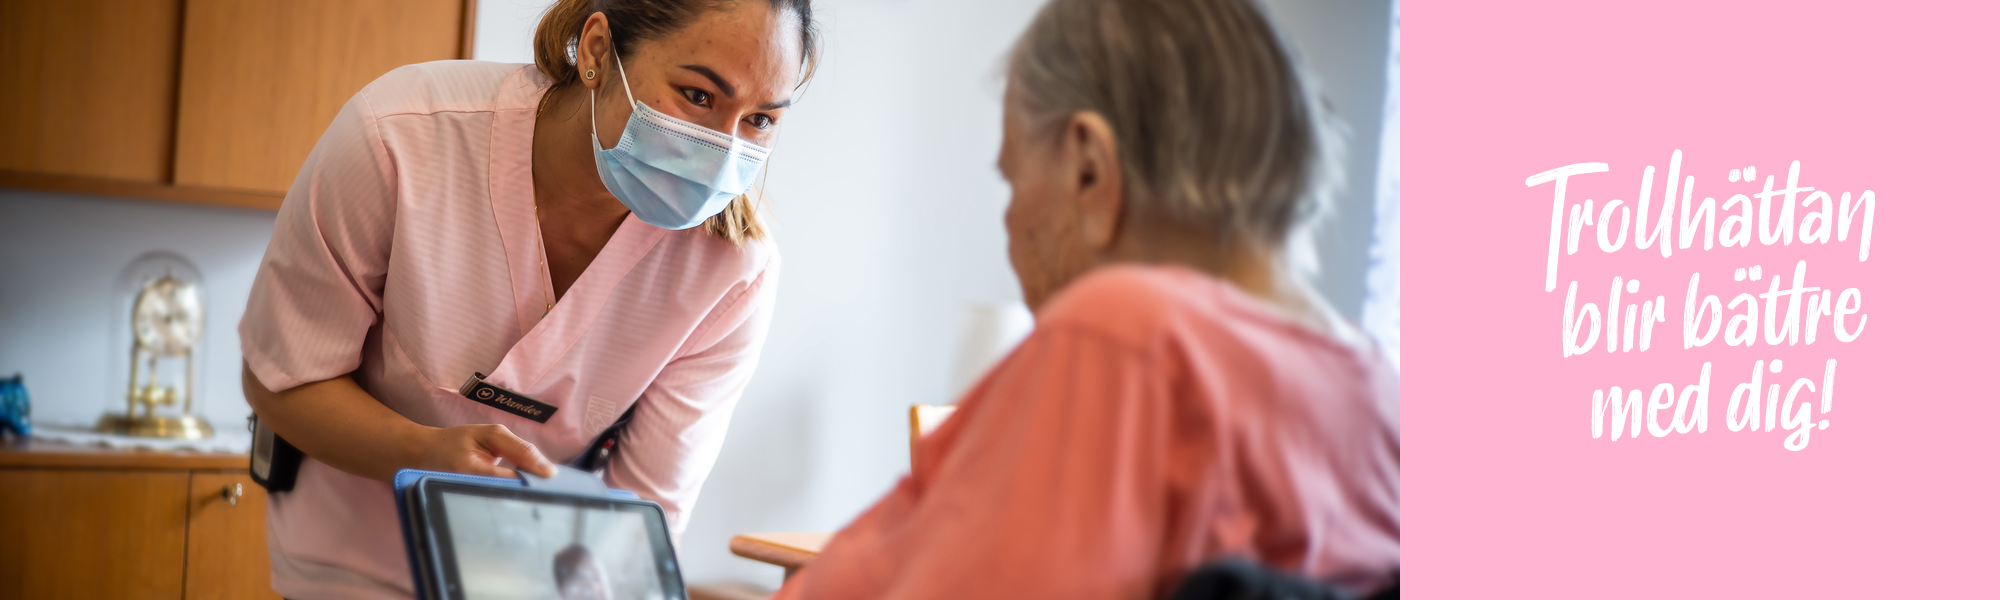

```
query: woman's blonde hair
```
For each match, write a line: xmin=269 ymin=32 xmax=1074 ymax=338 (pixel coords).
xmin=534 ymin=0 xmax=820 ymax=245
xmin=1007 ymin=0 xmax=1339 ymax=247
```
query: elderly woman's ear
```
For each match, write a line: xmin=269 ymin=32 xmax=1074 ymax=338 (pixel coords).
xmin=1063 ymin=111 xmax=1125 ymax=252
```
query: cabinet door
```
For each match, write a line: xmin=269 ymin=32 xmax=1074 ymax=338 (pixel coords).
xmin=173 ymin=0 xmax=467 ymax=194
xmin=186 ymin=471 xmax=281 ymax=599
xmin=0 ymin=0 xmax=180 ymax=183
xmin=0 ymin=469 xmax=190 ymax=599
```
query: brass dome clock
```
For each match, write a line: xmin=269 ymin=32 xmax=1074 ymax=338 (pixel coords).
xmin=96 ymin=252 xmax=214 ymax=439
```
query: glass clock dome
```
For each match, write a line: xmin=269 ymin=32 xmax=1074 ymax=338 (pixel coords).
xmin=97 ymin=251 xmax=214 ymax=439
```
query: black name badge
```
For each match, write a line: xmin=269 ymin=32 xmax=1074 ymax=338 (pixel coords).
xmin=458 ymin=373 xmax=557 ymax=423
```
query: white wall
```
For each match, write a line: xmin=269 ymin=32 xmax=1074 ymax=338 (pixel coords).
xmin=0 ymin=0 xmax=1391 ymax=591
xmin=1265 ymin=0 xmax=1396 ymax=317
xmin=0 ymin=191 xmax=276 ymax=432
xmin=473 ymin=0 xmax=549 ymax=65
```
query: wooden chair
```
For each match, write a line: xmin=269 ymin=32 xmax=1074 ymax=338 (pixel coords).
xmin=725 ymin=532 xmax=832 ymax=580
xmin=729 ymin=404 xmax=959 ymax=579
xmin=907 ymin=404 xmax=958 ymax=463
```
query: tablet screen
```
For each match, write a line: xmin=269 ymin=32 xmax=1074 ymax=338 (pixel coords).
xmin=422 ymin=482 xmax=684 ymax=600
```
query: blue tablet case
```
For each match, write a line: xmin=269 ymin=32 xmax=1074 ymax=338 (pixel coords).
xmin=392 ymin=467 xmax=642 ymax=600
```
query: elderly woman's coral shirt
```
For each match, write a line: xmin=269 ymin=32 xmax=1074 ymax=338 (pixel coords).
xmin=775 ymin=265 xmax=1399 ymax=600
xmin=238 ymin=61 xmax=777 ymax=599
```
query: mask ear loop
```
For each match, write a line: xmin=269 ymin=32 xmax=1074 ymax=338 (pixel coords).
xmin=588 ymin=49 xmax=640 ymax=149
xmin=613 ymin=51 xmax=636 ymax=107
xmin=754 ymin=127 xmax=779 ymax=219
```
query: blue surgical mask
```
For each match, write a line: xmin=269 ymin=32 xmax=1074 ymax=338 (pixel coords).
xmin=591 ymin=51 xmax=769 ymax=230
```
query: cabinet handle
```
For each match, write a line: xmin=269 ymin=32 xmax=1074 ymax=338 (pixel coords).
xmin=223 ymin=483 xmax=242 ymax=506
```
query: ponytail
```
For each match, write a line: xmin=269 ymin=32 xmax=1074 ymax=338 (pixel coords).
xmin=533 ymin=0 xmax=597 ymax=105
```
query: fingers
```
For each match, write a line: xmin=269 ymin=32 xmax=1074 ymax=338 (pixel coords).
xmin=474 ymin=424 xmax=558 ymax=478
xmin=456 ymin=455 xmax=516 ymax=479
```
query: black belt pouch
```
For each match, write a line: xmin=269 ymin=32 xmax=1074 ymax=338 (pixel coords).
xmin=249 ymin=413 xmax=305 ymax=492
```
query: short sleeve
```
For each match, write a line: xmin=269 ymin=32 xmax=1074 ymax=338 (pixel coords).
xmin=603 ymin=256 xmax=779 ymax=535
xmin=238 ymin=88 xmax=398 ymax=393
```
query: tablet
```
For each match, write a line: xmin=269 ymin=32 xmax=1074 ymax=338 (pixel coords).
xmin=408 ymin=477 xmax=686 ymax=600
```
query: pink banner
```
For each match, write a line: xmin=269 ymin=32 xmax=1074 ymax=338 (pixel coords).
xmin=1406 ymin=1 xmax=2000 ymax=596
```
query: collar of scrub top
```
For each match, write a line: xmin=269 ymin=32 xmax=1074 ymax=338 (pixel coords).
xmin=479 ymin=69 xmax=673 ymax=396
xmin=485 ymin=214 xmax=665 ymax=394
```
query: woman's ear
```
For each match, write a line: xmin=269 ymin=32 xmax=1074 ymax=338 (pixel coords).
xmin=577 ymin=12 xmax=611 ymax=91
xmin=1066 ymin=112 xmax=1124 ymax=251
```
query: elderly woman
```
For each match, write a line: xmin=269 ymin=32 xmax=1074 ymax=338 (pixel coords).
xmin=772 ymin=0 xmax=1399 ymax=598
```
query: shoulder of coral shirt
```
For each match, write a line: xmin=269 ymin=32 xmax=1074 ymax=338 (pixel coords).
xmin=774 ymin=264 xmax=1399 ymax=600
xmin=237 ymin=60 xmax=781 ymax=599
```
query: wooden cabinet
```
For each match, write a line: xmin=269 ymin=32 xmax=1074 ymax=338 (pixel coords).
xmin=0 ymin=0 xmax=473 ymax=209
xmin=187 ymin=472 xmax=277 ymax=600
xmin=0 ymin=441 xmax=279 ymax=599
xmin=0 ymin=0 xmax=181 ymax=184
xmin=174 ymin=0 xmax=469 ymax=194
xmin=0 ymin=469 xmax=192 ymax=598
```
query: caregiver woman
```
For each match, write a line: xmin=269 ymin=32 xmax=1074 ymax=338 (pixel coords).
xmin=237 ymin=0 xmax=817 ymax=596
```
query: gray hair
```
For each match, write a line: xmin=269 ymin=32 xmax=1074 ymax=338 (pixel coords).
xmin=1007 ymin=0 xmax=1341 ymax=247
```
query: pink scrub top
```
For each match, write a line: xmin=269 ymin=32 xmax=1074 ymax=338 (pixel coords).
xmin=238 ymin=61 xmax=778 ymax=599
xmin=774 ymin=265 xmax=1400 ymax=600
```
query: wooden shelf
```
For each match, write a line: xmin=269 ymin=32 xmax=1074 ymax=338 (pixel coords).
xmin=0 ymin=169 xmax=283 ymax=211
xmin=0 ymin=438 xmax=250 ymax=471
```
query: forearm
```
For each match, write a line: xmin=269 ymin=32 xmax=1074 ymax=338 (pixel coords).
xmin=242 ymin=362 xmax=430 ymax=483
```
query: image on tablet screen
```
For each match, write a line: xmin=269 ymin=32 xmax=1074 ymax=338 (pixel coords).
xmin=441 ymin=493 xmax=670 ymax=600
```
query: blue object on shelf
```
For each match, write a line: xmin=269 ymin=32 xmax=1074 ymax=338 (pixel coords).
xmin=0 ymin=374 xmax=29 ymax=437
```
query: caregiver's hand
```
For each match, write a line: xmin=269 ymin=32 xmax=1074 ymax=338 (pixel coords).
xmin=411 ymin=424 xmax=559 ymax=479
xmin=243 ymin=362 xmax=558 ymax=482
